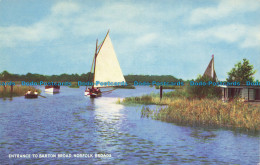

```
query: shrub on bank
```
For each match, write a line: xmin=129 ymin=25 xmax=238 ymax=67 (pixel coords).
xmin=187 ymin=75 xmax=221 ymax=99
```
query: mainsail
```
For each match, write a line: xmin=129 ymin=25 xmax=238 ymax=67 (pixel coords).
xmin=93 ymin=31 xmax=126 ymax=88
xmin=203 ymin=54 xmax=217 ymax=81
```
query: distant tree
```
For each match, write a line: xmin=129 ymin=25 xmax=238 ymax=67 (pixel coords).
xmin=0 ymin=70 xmax=11 ymax=81
xmin=227 ymin=59 xmax=256 ymax=84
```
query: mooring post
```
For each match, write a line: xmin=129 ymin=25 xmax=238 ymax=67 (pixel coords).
xmin=4 ymin=81 xmax=6 ymax=93
xmin=10 ymin=84 xmax=13 ymax=97
xmin=160 ymin=86 xmax=163 ymax=101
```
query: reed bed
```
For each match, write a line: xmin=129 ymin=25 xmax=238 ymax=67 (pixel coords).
xmin=120 ymin=93 xmax=260 ymax=132
xmin=0 ymin=86 xmax=40 ymax=97
xmin=69 ymin=82 xmax=79 ymax=88
xmin=119 ymin=95 xmax=174 ymax=105
xmin=142 ymin=99 xmax=260 ymax=131
xmin=113 ymin=85 xmax=136 ymax=89
xmin=119 ymin=90 xmax=188 ymax=105
xmin=155 ymin=86 xmax=183 ymax=89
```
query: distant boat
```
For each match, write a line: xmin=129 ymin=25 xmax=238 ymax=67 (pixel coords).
xmin=45 ymin=85 xmax=60 ymax=93
xmin=24 ymin=91 xmax=38 ymax=99
xmin=203 ymin=54 xmax=217 ymax=81
xmin=24 ymin=94 xmax=38 ymax=99
xmin=85 ymin=30 xmax=126 ymax=98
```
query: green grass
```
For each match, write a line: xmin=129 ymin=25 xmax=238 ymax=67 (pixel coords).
xmin=0 ymin=85 xmax=41 ymax=98
xmin=113 ymin=85 xmax=135 ymax=89
xmin=69 ymin=82 xmax=79 ymax=88
xmin=155 ymin=86 xmax=183 ymax=89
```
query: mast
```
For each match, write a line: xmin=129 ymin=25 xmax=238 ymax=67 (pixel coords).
xmin=96 ymin=30 xmax=110 ymax=56
xmin=92 ymin=39 xmax=98 ymax=88
xmin=211 ymin=54 xmax=214 ymax=78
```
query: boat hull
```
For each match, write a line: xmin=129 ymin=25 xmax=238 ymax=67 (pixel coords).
xmin=45 ymin=87 xmax=60 ymax=93
xmin=24 ymin=94 xmax=38 ymax=99
xmin=85 ymin=91 xmax=101 ymax=98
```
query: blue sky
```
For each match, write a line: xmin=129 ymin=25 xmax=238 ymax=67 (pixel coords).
xmin=0 ymin=0 xmax=259 ymax=80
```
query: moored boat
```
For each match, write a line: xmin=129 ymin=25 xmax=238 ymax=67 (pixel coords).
xmin=24 ymin=93 xmax=38 ymax=99
xmin=45 ymin=85 xmax=60 ymax=93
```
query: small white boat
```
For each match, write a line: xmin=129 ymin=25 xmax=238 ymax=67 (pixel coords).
xmin=45 ymin=85 xmax=60 ymax=93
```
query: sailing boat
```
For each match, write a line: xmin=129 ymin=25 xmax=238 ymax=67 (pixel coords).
xmin=203 ymin=54 xmax=217 ymax=81
xmin=85 ymin=30 xmax=126 ymax=98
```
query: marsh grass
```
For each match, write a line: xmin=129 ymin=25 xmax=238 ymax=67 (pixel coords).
xmin=121 ymin=90 xmax=260 ymax=132
xmin=113 ymin=85 xmax=136 ymax=89
xmin=120 ymin=90 xmax=189 ymax=105
xmin=69 ymin=82 xmax=79 ymax=88
xmin=0 ymin=86 xmax=40 ymax=98
xmin=155 ymin=86 xmax=183 ymax=89
xmin=121 ymin=95 xmax=174 ymax=105
xmin=141 ymin=99 xmax=260 ymax=131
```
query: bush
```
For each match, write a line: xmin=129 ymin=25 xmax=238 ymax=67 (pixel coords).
xmin=187 ymin=75 xmax=221 ymax=99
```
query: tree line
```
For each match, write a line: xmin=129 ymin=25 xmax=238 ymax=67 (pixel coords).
xmin=0 ymin=71 xmax=181 ymax=84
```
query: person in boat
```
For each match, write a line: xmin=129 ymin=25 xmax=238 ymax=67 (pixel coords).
xmin=96 ymin=88 xmax=100 ymax=93
xmin=91 ymin=86 xmax=96 ymax=92
xmin=26 ymin=90 xmax=31 ymax=95
xmin=87 ymin=87 xmax=92 ymax=93
xmin=34 ymin=91 xmax=38 ymax=95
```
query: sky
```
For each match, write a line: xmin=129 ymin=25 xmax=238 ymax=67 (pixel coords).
xmin=0 ymin=0 xmax=259 ymax=80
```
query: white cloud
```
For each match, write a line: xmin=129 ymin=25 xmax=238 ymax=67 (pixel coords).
xmin=51 ymin=1 xmax=80 ymax=15
xmin=190 ymin=0 xmax=260 ymax=24
xmin=186 ymin=24 xmax=260 ymax=48
xmin=241 ymin=27 xmax=260 ymax=48
xmin=0 ymin=1 xmax=173 ymax=48
xmin=0 ymin=21 xmax=60 ymax=47
xmin=0 ymin=0 xmax=259 ymax=51
xmin=0 ymin=2 xmax=81 ymax=47
xmin=135 ymin=33 xmax=158 ymax=46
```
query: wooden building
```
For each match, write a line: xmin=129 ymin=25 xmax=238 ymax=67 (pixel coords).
xmin=219 ymin=85 xmax=260 ymax=102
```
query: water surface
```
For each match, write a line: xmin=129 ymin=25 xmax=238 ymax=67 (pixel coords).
xmin=0 ymin=86 xmax=259 ymax=164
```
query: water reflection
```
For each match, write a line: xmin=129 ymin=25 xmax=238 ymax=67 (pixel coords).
xmin=94 ymin=97 xmax=124 ymax=121
xmin=44 ymin=92 xmax=60 ymax=96
xmin=190 ymin=129 xmax=217 ymax=142
xmin=1 ymin=97 xmax=13 ymax=101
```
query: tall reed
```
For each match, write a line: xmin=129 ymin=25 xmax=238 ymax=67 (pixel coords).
xmin=0 ymin=86 xmax=40 ymax=97
xmin=141 ymin=99 xmax=260 ymax=131
xmin=121 ymin=90 xmax=260 ymax=132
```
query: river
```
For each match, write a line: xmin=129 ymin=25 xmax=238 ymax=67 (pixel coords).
xmin=0 ymin=86 xmax=259 ymax=164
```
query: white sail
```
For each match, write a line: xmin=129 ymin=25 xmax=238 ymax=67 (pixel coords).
xmin=94 ymin=33 xmax=126 ymax=88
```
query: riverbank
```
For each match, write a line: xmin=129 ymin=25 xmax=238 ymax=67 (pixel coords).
xmin=0 ymin=86 xmax=40 ymax=98
xmin=113 ymin=85 xmax=135 ymax=89
xmin=119 ymin=92 xmax=260 ymax=132
xmin=155 ymin=85 xmax=183 ymax=89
